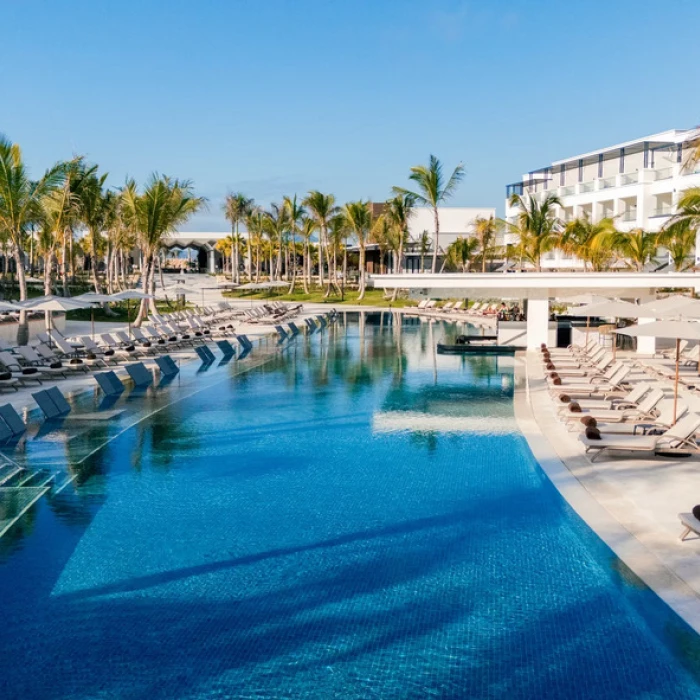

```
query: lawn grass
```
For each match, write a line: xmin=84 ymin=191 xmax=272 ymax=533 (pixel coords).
xmin=223 ymin=287 xmax=417 ymax=308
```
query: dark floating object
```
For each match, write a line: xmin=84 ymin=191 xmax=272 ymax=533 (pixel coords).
xmin=437 ymin=343 xmax=517 ymax=356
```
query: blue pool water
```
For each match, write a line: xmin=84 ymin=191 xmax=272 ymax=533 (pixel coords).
xmin=1 ymin=314 xmax=700 ymax=699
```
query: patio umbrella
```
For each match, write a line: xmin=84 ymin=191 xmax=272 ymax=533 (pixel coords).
xmin=20 ymin=295 xmax=92 ymax=347
xmin=73 ymin=293 xmax=115 ymax=340
xmin=616 ymin=320 xmax=700 ymax=424
xmin=567 ymin=300 xmax=644 ymax=356
xmin=638 ymin=296 xmax=700 ymax=320
xmin=110 ymin=290 xmax=155 ymax=339
xmin=236 ymin=282 xmax=265 ymax=290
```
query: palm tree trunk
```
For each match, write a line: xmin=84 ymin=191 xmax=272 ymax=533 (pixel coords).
xmin=358 ymin=245 xmax=366 ymax=301
xmin=14 ymin=243 xmax=29 ymax=345
xmin=431 ymin=207 xmax=439 ymax=274
xmin=318 ymin=230 xmax=325 ymax=288
xmin=303 ymin=240 xmax=310 ymax=293
xmin=230 ymin=225 xmax=235 ymax=283
xmin=246 ymin=233 xmax=252 ymax=281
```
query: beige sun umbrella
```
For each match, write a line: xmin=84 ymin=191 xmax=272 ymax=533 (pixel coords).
xmin=73 ymin=292 xmax=115 ymax=340
xmin=20 ymin=295 xmax=92 ymax=347
xmin=567 ymin=300 xmax=645 ymax=357
xmin=616 ymin=320 xmax=700 ymax=424
xmin=110 ymin=290 xmax=155 ymax=339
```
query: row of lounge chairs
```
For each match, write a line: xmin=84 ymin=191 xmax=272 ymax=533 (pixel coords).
xmin=541 ymin=340 xmax=700 ymax=462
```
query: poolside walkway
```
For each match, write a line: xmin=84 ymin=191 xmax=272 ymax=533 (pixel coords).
xmin=516 ymin=351 xmax=700 ymax=633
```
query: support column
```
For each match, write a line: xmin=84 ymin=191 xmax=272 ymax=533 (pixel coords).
xmin=208 ymin=248 xmax=216 ymax=274
xmin=636 ymin=317 xmax=656 ymax=355
xmin=526 ymin=296 xmax=550 ymax=350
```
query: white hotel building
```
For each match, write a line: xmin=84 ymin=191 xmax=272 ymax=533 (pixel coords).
xmin=504 ymin=127 xmax=700 ymax=268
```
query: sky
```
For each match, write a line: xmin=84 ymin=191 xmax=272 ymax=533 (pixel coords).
xmin=2 ymin=0 xmax=700 ymax=231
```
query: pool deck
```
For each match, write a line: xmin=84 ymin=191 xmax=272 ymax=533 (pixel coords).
xmin=515 ymin=350 xmax=700 ymax=634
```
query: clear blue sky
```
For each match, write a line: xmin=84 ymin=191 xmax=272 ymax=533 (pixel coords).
xmin=2 ymin=0 xmax=699 ymax=230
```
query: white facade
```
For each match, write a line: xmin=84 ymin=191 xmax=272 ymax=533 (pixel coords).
xmin=504 ymin=128 xmax=700 ymax=269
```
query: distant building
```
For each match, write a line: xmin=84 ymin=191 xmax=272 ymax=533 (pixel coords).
xmin=504 ymin=127 xmax=700 ymax=269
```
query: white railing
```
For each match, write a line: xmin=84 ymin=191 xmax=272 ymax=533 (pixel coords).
xmin=600 ymin=176 xmax=616 ymax=189
xmin=651 ymin=205 xmax=673 ymax=217
xmin=620 ymin=172 xmax=639 ymax=185
xmin=622 ymin=210 xmax=637 ymax=222
xmin=560 ymin=185 xmax=575 ymax=196
xmin=654 ymin=167 xmax=673 ymax=181
xmin=580 ymin=182 xmax=594 ymax=193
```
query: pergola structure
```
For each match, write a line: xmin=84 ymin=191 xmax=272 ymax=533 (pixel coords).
xmin=369 ymin=272 xmax=700 ymax=351
xmin=161 ymin=232 xmax=228 ymax=273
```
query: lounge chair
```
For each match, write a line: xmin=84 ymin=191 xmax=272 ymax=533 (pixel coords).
xmin=562 ymin=388 xmax=664 ymax=426
xmin=0 ymin=350 xmax=43 ymax=385
xmin=548 ymin=365 xmax=631 ymax=398
xmin=195 ymin=345 xmax=216 ymax=364
xmin=556 ymin=382 xmax=651 ymax=414
xmin=94 ymin=371 xmax=126 ymax=396
xmin=33 ymin=386 xmax=123 ymax=422
xmin=579 ymin=413 xmax=700 ymax=462
xmin=275 ymin=325 xmax=289 ymax=340
xmin=679 ymin=512 xmax=700 ymax=541
xmin=215 ymin=340 xmax=236 ymax=358
xmin=0 ymin=403 xmax=26 ymax=436
xmin=288 ymin=322 xmax=301 ymax=337
xmin=154 ymin=355 xmax=179 ymax=376
xmin=79 ymin=336 xmax=120 ymax=364
xmin=124 ymin=362 xmax=153 ymax=387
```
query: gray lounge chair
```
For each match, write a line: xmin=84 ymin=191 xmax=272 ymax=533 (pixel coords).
xmin=0 ymin=404 xmax=26 ymax=436
xmin=94 ymin=371 xmax=125 ymax=396
xmin=215 ymin=340 xmax=235 ymax=358
xmin=195 ymin=346 xmax=216 ymax=363
xmin=155 ymin=355 xmax=179 ymax=376
xmin=125 ymin=362 xmax=153 ymax=387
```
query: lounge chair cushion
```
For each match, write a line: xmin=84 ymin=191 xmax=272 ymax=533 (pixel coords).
xmin=585 ymin=426 xmax=602 ymax=440
xmin=569 ymin=402 xmax=581 ymax=413
xmin=87 ymin=353 xmax=97 ymax=360
xmin=551 ymin=376 xmax=562 ymax=385
xmin=49 ymin=361 xmax=62 ymax=369
xmin=558 ymin=395 xmax=571 ymax=404
xmin=125 ymin=345 xmax=135 ymax=351
xmin=0 ymin=372 xmax=11 ymax=381
xmin=693 ymin=505 xmax=700 ymax=520
xmin=69 ymin=358 xmax=83 ymax=365
xmin=581 ymin=416 xmax=597 ymax=427
xmin=21 ymin=368 xmax=39 ymax=375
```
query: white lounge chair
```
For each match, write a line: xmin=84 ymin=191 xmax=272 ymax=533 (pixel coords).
xmin=579 ymin=413 xmax=700 ymax=462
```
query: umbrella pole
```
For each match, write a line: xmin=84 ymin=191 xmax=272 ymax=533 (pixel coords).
xmin=91 ymin=307 xmax=95 ymax=341
xmin=674 ymin=337 xmax=680 ymax=425
xmin=127 ymin=299 xmax=131 ymax=340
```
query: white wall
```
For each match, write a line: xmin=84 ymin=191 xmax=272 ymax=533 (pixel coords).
xmin=407 ymin=207 xmax=496 ymax=250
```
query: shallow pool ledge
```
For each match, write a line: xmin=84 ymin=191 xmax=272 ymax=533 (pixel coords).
xmin=514 ymin=350 xmax=700 ymax=635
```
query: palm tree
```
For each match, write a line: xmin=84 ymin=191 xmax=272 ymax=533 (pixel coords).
xmin=658 ymin=192 xmax=700 ymax=270
xmin=283 ymin=195 xmax=305 ymax=292
xmin=0 ymin=135 xmax=67 ymax=343
xmin=508 ymin=192 xmax=562 ymax=271
xmin=303 ymin=191 xmax=338 ymax=295
xmin=341 ymin=200 xmax=372 ymax=300
xmin=561 ymin=215 xmax=616 ymax=271
xmin=415 ymin=229 xmax=431 ymax=272
xmin=384 ymin=193 xmax=415 ymax=299
xmin=393 ymin=155 xmax=464 ymax=273
xmin=471 ymin=215 xmax=498 ymax=273
xmin=610 ymin=228 xmax=658 ymax=271
xmin=298 ymin=216 xmax=317 ymax=292
xmin=445 ymin=236 xmax=479 ymax=272
xmin=222 ymin=193 xmax=253 ymax=283
xmin=121 ymin=175 xmax=205 ymax=324
xmin=76 ymin=169 xmax=114 ymax=294
xmin=245 ymin=207 xmax=265 ymax=282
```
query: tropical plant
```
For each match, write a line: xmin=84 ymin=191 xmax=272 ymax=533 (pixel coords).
xmin=658 ymin=191 xmax=700 ymax=271
xmin=283 ymin=195 xmax=305 ymax=291
xmin=445 ymin=236 xmax=479 ymax=272
xmin=414 ymin=229 xmax=431 ymax=272
xmin=121 ymin=175 xmax=205 ymax=324
xmin=298 ymin=216 xmax=317 ymax=292
xmin=341 ymin=200 xmax=372 ymax=300
xmin=609 ymin=228 xmax=658 ymax=271
xmin=0 ymin=134 xmax=67 ymax=342
xmin=507 ymin=192 xmax=562 ymax=271
xmin=245 ymin=206 xmax=265 ymax=282
xmin=471 ymin=215 xmax=499 ymax=272
xmin=223 ymin=193 xmax=253 ymax=282
xmin=561 ymin=215 xmax=617 ymax=271
xmin=303 ymin=191 xmax=338 ymax=295
xmin=384 ymin=193 xmax=415 ymax=299
xmin=393 ymin=155 xmax=464 ymax=273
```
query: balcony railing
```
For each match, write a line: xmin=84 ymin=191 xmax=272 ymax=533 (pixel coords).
xmin=560 ymin=185 xmax=575 ymax=196
xmin=654 ymin=167 xmax=673 ymax=181
xmin=651 ymin=205 xmax=673 ymax=217
xmin=600 ymin=176 xmax=616 ymax=189
xmin=580 ymin=182 xmax=594 ymax=193
xmin=622 ymin=210 xmax=637 ymax=222
xmin=620 ymin=172 xmax=639 ymax=185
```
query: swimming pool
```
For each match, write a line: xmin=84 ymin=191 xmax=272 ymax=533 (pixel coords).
xmin=1 ymin=313 xmax=700 ymax=699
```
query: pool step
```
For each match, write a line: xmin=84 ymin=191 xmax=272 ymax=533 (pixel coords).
xmin=0 ymin=464 xmax=22 ymax=487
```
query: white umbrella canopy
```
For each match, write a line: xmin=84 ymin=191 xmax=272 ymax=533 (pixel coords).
xmin=111 ymin=290 xmax=154 ymax=301
xmin=566 ymin=300 xmax=646 ymax=318
xmin=20 ymin=295 xmax=92 ymax=311
xmin=237 ymin=282 xmax=265 ymax=290
xmin=616 ymin=320 xmax=700 ymax=423
xmin=73 ymin=293 xmax=115 ymax=303
xmin=638 ymin=296 xmax=700 ymax=320
xmin=0 ymin=300 xmax=23 ymax=311
xmin=563 ymin=294 xmax=611 ymax=307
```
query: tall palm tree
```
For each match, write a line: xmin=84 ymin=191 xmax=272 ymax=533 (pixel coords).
xmin=0 ymin=135 xmax=67 ymax=343
xmin=508 ymin=192 xmax=562 ymax=271
xmin=262 ymin=203 xmax=289 ymax=280
xmin=222 ymin=193 xmax=253 ymax=283
xmin=471 ymin=215 xmax=499 ymax=273
xmin=393 ymin=155 xmax=464 ymax=273
xmin=303 ymin=191 xmax=338 ymax=295
xmin=283 ymin=195 xmax=306 ymax=292
xmin=245 ymin=207 xmax=265 ymax=282
xmin=298 ymin=216 xmax=317 ymax=292
xmin=384 ymin=193 xmax=415 ymax=298
xmin=341 ymin=200 xmax=372 ymax=300
xmin=414 ymin=229 xmax=431 ymax=272
xmin=610 ymin=228 xmax=658 ymax=271
xmin=445 ymin=236 xmax=479 ymax=272
xmin=658 ymin=191 xmax=700 ymax=271
xmin=561 ymin=215 xmax=616 ymax=272
xmin=76 ymin=169 xmax=114 ymax=294
xmin=121 ymin=174 xmax=205 ymax=324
